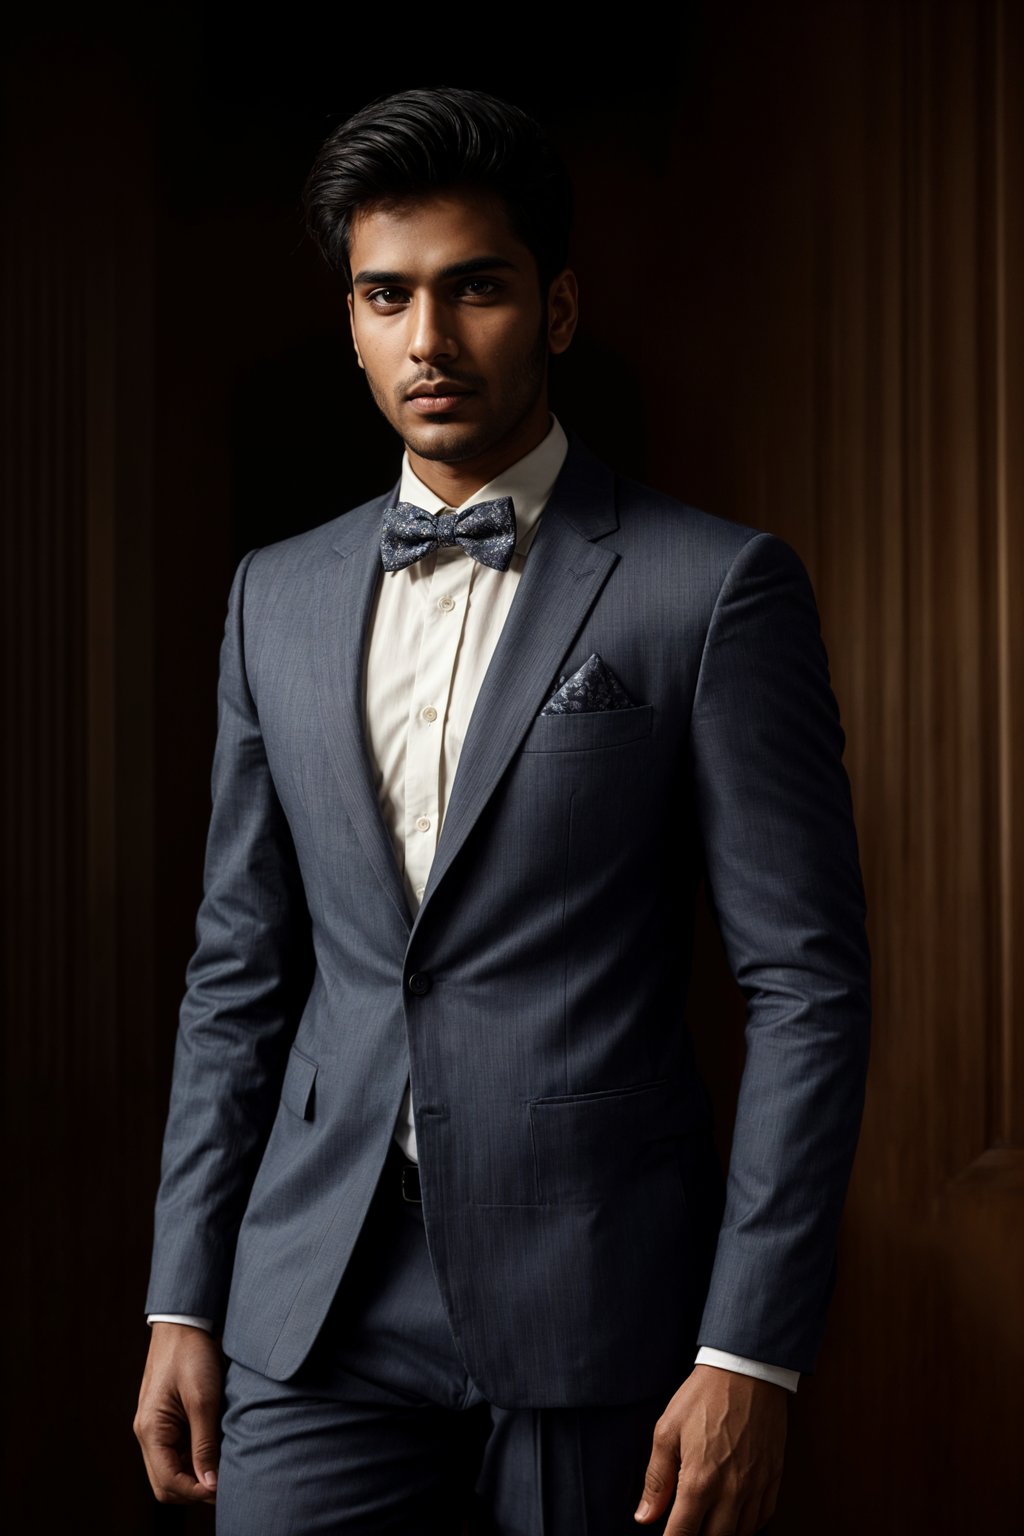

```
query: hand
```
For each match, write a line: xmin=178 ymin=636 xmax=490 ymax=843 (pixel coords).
xmin=134 ymin=1322 xmax=224 ymax=1504
xmin=634 ymin=1365 xmax=788 ymax=1534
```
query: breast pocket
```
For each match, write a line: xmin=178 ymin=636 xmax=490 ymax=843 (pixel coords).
xmin=519 ymin=702 xmax=653 ymax=754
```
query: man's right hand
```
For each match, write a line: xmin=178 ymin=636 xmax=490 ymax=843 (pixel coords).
xmin=134 ymin=1322 xmax=224 ymax=1504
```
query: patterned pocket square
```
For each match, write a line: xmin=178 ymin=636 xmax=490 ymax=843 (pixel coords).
xmin=540 ymin=653 xmax=636 ymax=714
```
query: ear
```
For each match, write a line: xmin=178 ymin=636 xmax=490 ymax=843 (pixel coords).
xmin=347 ymin=292 xmax=365 ymax=370
xmin=546 ymin=268 xmax=579 ymax=357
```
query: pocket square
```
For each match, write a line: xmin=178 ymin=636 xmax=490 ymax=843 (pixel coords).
xmin=540 ymin=653 xmax=636 ymax=715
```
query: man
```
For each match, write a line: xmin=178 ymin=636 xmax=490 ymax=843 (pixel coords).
xmin=135 ymin=87 xmax=871 ymax=1534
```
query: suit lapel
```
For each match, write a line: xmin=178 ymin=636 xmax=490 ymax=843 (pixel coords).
xmin=410 ymin=436 xmax=620 ymax=936
xmin=313 ymin=483 xmax=414 ymax=931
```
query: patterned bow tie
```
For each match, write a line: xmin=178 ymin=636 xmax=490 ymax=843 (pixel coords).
xmin=380 ymin=496 xmax=518 ymax=573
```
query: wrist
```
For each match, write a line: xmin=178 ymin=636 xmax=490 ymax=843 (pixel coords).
xmin=694 ymin=1363 xmax=789 ymax=1396
xmin=149 ymin=1320 xmax=220 ymax=1347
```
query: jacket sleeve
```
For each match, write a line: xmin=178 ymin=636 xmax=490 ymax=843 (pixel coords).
xmin=144 ymin=548 xmax=314 ymax=1331
xmin=688 ymin=530 xmax=871 ymax=1374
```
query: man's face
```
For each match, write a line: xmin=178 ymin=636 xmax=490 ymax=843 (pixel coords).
xmin=346 ymin=189 xmax=575 ymax=482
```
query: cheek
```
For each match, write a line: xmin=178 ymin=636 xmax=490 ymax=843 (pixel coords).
xmin=357 ymin=334 xmax=400 ymax=387
xmin=353 ymin=311 xmax=397 ymax=357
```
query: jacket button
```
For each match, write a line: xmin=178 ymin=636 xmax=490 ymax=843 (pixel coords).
xmin=407 ymin=972 xmax=432 ymax=996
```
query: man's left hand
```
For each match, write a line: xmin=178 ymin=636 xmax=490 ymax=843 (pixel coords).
xmin=634 ymin=1365 xmax=788 ymax=1534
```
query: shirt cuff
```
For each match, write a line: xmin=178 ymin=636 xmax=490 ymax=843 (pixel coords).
xmin=147 ymin=1314 xmax=215 ymax=1331
xmin=695 ymin=1346 xmax=800 ymax=1393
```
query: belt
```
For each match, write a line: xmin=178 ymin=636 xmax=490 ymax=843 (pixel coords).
xmin=387 ymin=1143 xmax=422 ymax=1203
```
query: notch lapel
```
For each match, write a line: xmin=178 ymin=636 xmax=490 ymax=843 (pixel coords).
xmin=313 ymin=486 xmax=414 ymax=931
xmin=410 ymin=438 xmax=620 ymax=938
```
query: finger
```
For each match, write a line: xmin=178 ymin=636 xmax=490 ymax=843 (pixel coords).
xmin=184 ymin=1381 xmax=222 ymax=1493
xmin=662 ymin=1476 xmax=713 ymax=1536
xmin=634 ymin=1420 xmax=682 ymax=1522
xmin=135 ymin=1397 xmax=217 ymax=1505
xmin=702 ymin=1510 xmax=740 ymax=1536
xmin=754 ymin=1470 xmax=783 ymax=1530
xmin=734 ymin=1493 xmax=768 ymax=1536
xmin=701 ymin=1491 xmax=754 ymax=1536
xmin=138 ymin=1427 xmax=216 ymax=1504
xmin=660 ymin=1463 xmax=720 ymax=1536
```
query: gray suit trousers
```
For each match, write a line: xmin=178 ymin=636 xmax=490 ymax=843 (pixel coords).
xmin=215 ymin=1140 xmax=673 ymax=1535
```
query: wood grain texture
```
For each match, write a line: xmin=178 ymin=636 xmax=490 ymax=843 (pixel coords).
xmin=3 ymin=4 xmax=1019 ymax=1531
xmin=1 ymin=37 xmax=159 ymax=1528
xmin=659 ymin=3 xmax=1023 ymax=1528
xmin=563 ymin=0 xmax=1021 ymax=1526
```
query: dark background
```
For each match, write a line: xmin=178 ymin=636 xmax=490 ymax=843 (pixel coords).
xmin=4 ymin=2 xmax=1022 ymax=1530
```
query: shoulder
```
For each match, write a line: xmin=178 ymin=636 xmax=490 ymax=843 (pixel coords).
xmin=227 ymin=485 xmax=394 ymax=608
xmin=564 ymin=434 xmax=808 ymax=599
xmin=613 ymin=469 xmax=762 ymax=556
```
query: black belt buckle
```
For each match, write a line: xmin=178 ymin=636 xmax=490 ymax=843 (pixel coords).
xmin=400 ymin=1161 xmax=421 ymax=1203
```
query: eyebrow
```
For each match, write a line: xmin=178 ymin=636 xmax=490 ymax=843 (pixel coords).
xmin=352 ymin=256 xmax=519 ymax=286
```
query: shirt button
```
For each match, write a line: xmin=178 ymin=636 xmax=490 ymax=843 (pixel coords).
xmin=415 ymin=816 xmax=431 ymax=832
xmin=437 ymin=594 xmax=455 ymax=612
xmin=421 ymin=706 xmax=438 ymax=723
xmin=415 ymin=885 xmax=425 ymax=900
xmin=407 ymin=972 xmax=432 ymax=996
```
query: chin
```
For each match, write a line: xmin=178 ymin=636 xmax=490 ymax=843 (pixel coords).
xmin=402 ymin=424 xmax=491 ymax=464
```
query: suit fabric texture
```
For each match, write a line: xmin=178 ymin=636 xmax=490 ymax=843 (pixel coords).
xmin=145 ymin=433 xmax=871 ymax=1409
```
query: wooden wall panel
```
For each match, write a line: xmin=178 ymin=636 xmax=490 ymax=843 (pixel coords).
xmin=993 ymin=0 xmax=1024 ymax=1154
xmin=1 ymin=37 xmax=161 ymax=1529
xmin=643 ymin=4 xmax=1024 ymax=1528
xmin=575 ymin=2 xmax=1022 ymax=1526
xmin=3 ymin=5 xmax=1019 ymax=1531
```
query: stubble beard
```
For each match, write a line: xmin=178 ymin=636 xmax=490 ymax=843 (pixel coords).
xmin=363 ymin=316 xmax=550 ymax=466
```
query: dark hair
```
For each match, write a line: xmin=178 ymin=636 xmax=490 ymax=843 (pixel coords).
xmin=302 ymin=87 xmax=573 ymax=293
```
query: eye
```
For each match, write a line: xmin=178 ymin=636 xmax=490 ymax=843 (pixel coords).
xmin=366 ymin=288 xmax=408 ymax=310
xmin=458 ymin=278 xmax=498 ymax=299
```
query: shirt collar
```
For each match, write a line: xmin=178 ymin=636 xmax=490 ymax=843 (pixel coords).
xmin=395 ymin=414 xmax=569 ymax=564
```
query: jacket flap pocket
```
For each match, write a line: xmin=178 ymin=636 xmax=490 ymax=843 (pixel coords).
xmin=280 ymin=1045 xmax=318 ymax=1120
xmin=529 ymin=1078 xmax=691 ymax=1201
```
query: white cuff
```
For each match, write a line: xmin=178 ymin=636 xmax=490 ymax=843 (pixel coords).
xmin=695 ymin=1346 xmax=799 ymax=1393
xmin=147 ymin=1313 xmax=215 ymax=1331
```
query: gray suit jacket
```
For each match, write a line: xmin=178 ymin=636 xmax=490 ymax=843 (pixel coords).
xmin=144 ymin=433 xmax=871 ymax=1408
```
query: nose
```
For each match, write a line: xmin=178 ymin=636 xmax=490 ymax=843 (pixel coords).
xmin=408 ymin=294 xmax=458 ymax=366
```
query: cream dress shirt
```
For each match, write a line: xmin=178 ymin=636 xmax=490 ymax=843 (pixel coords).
xmin=366 ymin=417 xmax=568 ymax=1163
xmin=150 ymin=414 xmax=798 ymax=1393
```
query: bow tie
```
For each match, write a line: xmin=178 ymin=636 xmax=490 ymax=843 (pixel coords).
xmin=380 ymin=496 xmax=518 ymax=573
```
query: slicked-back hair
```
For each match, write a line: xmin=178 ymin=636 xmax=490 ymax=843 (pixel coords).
xmin=302 ymin=87 xmax=574 ymax=294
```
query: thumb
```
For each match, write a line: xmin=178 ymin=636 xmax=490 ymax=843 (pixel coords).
xmin=184 ymin=1384 xmax=222 ymax=1492
xmin=634 ymin=1428 xmax=678 ymax=1522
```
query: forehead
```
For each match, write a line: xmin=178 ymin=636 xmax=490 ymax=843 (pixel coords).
xmin=348 ymin=189 xmax=534 ymax=279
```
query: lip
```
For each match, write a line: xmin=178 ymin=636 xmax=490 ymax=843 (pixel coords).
xmin=406 ymin=381 xmax=473 ymax=398
xmin=406 ymin=389 xmax=475 ymax=414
